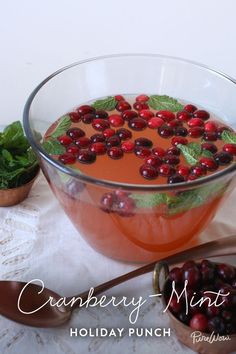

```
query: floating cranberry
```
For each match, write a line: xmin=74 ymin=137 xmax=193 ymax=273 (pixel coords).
xmin=121 ymin=140 xmax=135 ymax=153
xmin=174 ymin=126 xmax=188 ymax=137
xmin=177 ymin=165 xmax=190 ymax=178
xmin=166 ymin=146 xmax=180 ymax=156
xmin=136 ymin=94 xmax=149 ymax=102
xmin=92 ymin=119 xmax=110 ymax=131
xmin=116 ymin=197 xmax=136 ymax=217
xmin=116 ymin=128 xmax=132 ymax=140
xmin=77 ymin=150 xmax=96 ymax=164
xmin=152 ymin=147 xmax=166 ymax=158
xmin=156 ymin=110 xmax=175 ymax=122
xmin=77 ymin=105 xmax=95 ymax=115
xmin=115 ymin=95 xmax=124 ymax=101
xmin=184 ymin=104 xmax=197 ymax=113
xmin=158 ymin=125 xmax=174 ymax=138
xmin=134 ymin=147 xmax=151 ymax=158
xmin=201 ymin=142 xmax=218 ymax=154
xmin=106 ymin=135 xmax=121 ymax=148
xmin=171 ymin=136 xmax=188 ymax=146
xmin=217 ymin=126 xmax=233 ymax=139
xmin=139 ymin=164 xmax=158 ymax=179
xmin=204 ymin=121 xmax=218 ymax=132
xmin=95 ymin=110 xmax=109 ymax=119
xmin=188 ymin=126 xmax=204 ymax=138
xmin=193 ymin=110 xmax=210 ymax=121
xmin=199 ymin=157 xmax=218 ymax=171
xmin=122 ymin=110 xmax=138 ymax=121
xmin=148 ymin=117 xmax=165 ymax=129
xmin=69 ymin=111 xmax=81 ymax=122
xmin=90 ymin=133 xmax=106 ymax=143
xmin=133 ymin=101 xmax=149 ymax=111
xmin=139 ymin=109 xmax=154 ymax=120
xmin=103 ymin=128 xmax=116 ymax=138
xmin=183 ymin=267 xmax=201 ymax=289
xmin=176 ymin=111 xmax=192 ymax=122
xmin=74 ymin=137 xmax=91 ymax=148
xmin=203 ymin=131 xmax=218 ymax=141
xmin=223 ymin=143 xmax=236 ymax=155
xmin=82 ymin=113 xmax=95 ymax=124
xmin=214 ymin=152 xmax=233 ymax=165
xmin=58 ymin=135 xmax=73 ymax=146
xmin=59 ymin=153 xmax=76 ymax=164
xmin=100 ymin=193 xmax=115 ymax=212
xmin=169 ymin=267 xmax=183 ymax=284
xmin=188 ymin=172 xmax=204 ymax=181
xmin=168 ymin=297 xmax=183 ymax=314
xmin=116 ymin=101 xmax=131 ymax=112
xmin=128 ymin=117 xmax=147 ymax=131
xmin=190 ymin=313 xmax=208 ymax=331
xmin=107 ymin=147 xmax=123 ymax=159
xmin=208 ymin=316 xmax=226 ymax=335
xmin=217 ymin=263 xmax=236 ymax=282
xmin=188 ymin=118 xmax=204 ymax=127
xmin=90 ymin=142 xmax=107 ymax=155
xmin=66 ymin=145 xmax=80 ymax=155
xmin=145 ymin=155 xmax=162 ymax=168
xmin=158 ymin=164 xmax=176 ymax=177
xmin=163 ymin=154 xmax=180 ymax=165
xmin=191 ymin=165 xmax=207 ymax=177
xmin=167 ymin=119 xmax=182 ymax=128
xmin=135 ymin=137 xmax=153 ymax=148
xmin=109 ymin=114 xmax=124 ymax=127
xmin=168 ymin=174 xmax=185 ymax=184
xmin=67 ymin=128 xmax=85 ymax=139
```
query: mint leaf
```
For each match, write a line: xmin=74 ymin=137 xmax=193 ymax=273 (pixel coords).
xmin=50 ymin=115 xmax=71 ymax=138
xmin=92 ymin=96 xmax=117 ymax=111
xmin=221 ymin=130 xmax=236 ymax=144
xmin=1 ymin=121 xmax=30 ymax=153
xmin=131 ymin=193 xmax=173 ymax=208
xmin=201 ymin=150 xmax=213 ymax=158
xmin=177 ymin=143 xmax=201 ymax=165
xmin=41 ymin=140 xmax=66 ymax=155
xmin=148 ymin=95 xmax=184 ymax=112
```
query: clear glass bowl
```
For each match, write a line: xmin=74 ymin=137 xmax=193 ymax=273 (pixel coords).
xmin=23 ymin=54 xmax=236 ymax=263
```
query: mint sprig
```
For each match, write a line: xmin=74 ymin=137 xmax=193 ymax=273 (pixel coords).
xmin=41 ymin=140 xmax=66 ymax=155
xmin=49 ymin=115 xmax=71 ymax=139
xmin=221 ymin=130 xmax=236 ymax=144
xmin=92 ymin=96 xmax=117 ymax=111
xmin=148 ymin=95 xmax=184 ymax=112
xmin=131 ymin=193 xmax=173 ymax=208
xmin=177 ymin=142 xmax=201 ymax=166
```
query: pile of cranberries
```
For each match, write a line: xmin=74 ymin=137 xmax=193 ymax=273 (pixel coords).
xmin=165 ymin=259 xmax=236 ymax=335
xmin=100 ymin=190 xmax=135 ymax=217
xmin=55 ymin=94 xmax=236 ymax=184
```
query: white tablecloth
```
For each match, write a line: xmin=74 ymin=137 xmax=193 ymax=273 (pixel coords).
xmin=0 ymin=174 xmax=236 ymax=354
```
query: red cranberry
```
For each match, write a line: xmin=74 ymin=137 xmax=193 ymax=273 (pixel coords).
xmin=58 ymin=135 xmax=73 ymax=146
xmin=59 ymin=153 xmax=76 ymax=164
xmin=182 ymin=260 xmax=197 ymax=270
xmin=200 ymin=259 xmax=215 ymax=269
xmin=156 ymin=110 xmax=175 ymax=122
xmin=201 ymin=266 xmax=215 ymax=283
xmin=177 ymin=165 xmax=190 ymax=178
xmin=217 ymin=263 xmax=236 ymax=282
xmin=168 ymin=174 xmax=185 ymax=184
xmin=77 ymin=150 xmax=96 ymax=164
xmin=67 ymin=128 xmax=85 ymax=139
xmin=90 ymin=133 xmax=106 ymax=143
xmin=176 ymin=111 xmax=192 ymax=122
xmin=115 ymin=95 xmax=124 ymax=101
xmin=188 ymin=174 xmax=198 ymax=180
xmin=152 ymin=147 xmax=166 ymax=158
xmin=100 ymin=193 xmax=115 ymax=212
xmin=134 ymin=147 xmax=151 ymax=158
xmin=145 ymin=155 xmax=162 ymax=168
xmin=183 ymin=267 xmax=201 ymax=289
xmin=116 ymin=197 xmax=136 ymax=217
xmin=184 ymin=104 xmax=197 ymax=113
xmin=188 ymin=118 xmax=204 ymax=127
xmin=139 ymin=164 xmax=158 ymax=179
xmin=106 ymin=136 xmax=121 ymax=148
xmin=116 ymin=101 xmax=131 ymax=112
xmin=223 ymin=143 xmax=236 ymax=155
xmin=201 ymin=142 xmax=218 ymax=154
xmin=74 ymin=137 xmax=91 ymax=148
xmin=92 ymin=119 xmax=110 ymax=131
xmin=69 ymin=111 xmax=81 ymax=122
xmin=169 ymin=267 xmax=183 ymax=284
xmin=95 ymin=110 xmax=109 ymax=119
xmin=204 ymin=121 xmax=218 ymax=132
xmin=128 ymin=118 xmax=147 ymax=131
xmin=77 ymin=105 xmax=95 ymax=115
xmin=121 ymin=140 xmax=135 ymax=153
xmin=148 ymin=117 xmax=165 ymax=129
xmin=163 ymin=154 xmax=180 ymax=165
xmin=136 ymin=94 xmax=149 ymax=102
xmin=109 ymin=114 xmax=124 ymax=127
xmin=122 ymin=110 xmax=138 ymax=121
xmin=222 ymin=310 xmax=233 ymax=322
xmin=103 ymin=128 xmax=116 ymax=138
xmin=158 ymin=164 xmax=176 ymax=177
xmin=208 ymin=316 xmax=226 ymax=335
xmin=188 ymin=127 xmax=204 ymax=138
xmin=90 ymin=142 xmax=107 ymax=155
xmin=82 ymin=113 xmax=95 ymax=124
xmin=174 ymin=126 xmax=188 ymax=137
xmin=171 ymin=136 xmax=188 ymax=146
xmin=116 ymin=128 xmax=132 ymax=140
xmin=166 ymin=146 xmax=180 ymax=156
xmin=191 ymin=165 xmax=207 ymax=177
xmin=139 ymin=109 xmax=154 ymax=120
xmin=168 ymin=297 xmax=183 ymax=314
xmin=133 ymin=101 xmax=149 ymax=111
xmin=178 ymin=312 xmax=191 ymax=325
xmin=217 ymin=126 xmax=233 ymax=139
xmin=167 ymin=119 xmax=182 ymax=128
xmin=193 ymin=110 xmax=210 ymax=121
xmin=206 ymin=306 xmax=220 ymax=318
xmin=214 ymin=152 xmax=233 ymax=165
xmin=135 ymin=137 xmax=153 ymax=148
xmin=199 ymin=157 xmax=218 ymax=171
xmin=203 ymin=131 xmax=218 ymax=141
xmin=107 ymin=147 xmax=123 ymax=159
xmin=66 ymin=145 xmax=80 ymax=155
xmin=158 ymin=125 xmax=174 ymax=138
xmin=190 ymin=313 xmax=208 ymax=331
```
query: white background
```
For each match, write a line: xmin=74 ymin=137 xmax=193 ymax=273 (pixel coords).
xmin=0 ymin=0 xmax=236 ymax=125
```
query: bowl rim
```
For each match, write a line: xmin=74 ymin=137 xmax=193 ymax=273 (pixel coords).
xmin=23 ymin=53 xmax=236 ymax=191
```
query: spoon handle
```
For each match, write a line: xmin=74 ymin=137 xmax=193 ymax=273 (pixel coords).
xmin=71 ymin=235 xmax=236 ymax=306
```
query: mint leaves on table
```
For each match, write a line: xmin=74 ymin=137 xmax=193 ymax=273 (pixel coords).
xmin=0 ymin=121 xmax=39 ymax=190
xmin=49 ymin=115 xmax=71 ymax=138
xmin=148 ymin=95 xmax=184 ymax=112
xmin=92 ymin=96 xmax=117 ymax=111
xmin=221 ymin=130 xmax=236 ymax=143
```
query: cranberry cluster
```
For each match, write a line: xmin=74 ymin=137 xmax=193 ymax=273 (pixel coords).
xmin=165 ymin=259 xmax=236 ymax=335
xmin=100 ymin=190 xmax=135 ymax=217
xmin=56 ymin=94 xmax=236 ymax=184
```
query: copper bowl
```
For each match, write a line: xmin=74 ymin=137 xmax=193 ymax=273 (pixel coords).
xmin=0 ymin=168 xmax=40 ymax=207
xmin=153 ymin=261 xmax=236 ymax=354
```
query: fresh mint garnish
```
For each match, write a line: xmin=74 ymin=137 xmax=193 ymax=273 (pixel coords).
xmin=41 ymin=140 xmax=66 ymax=155
xmin=131 ymin=193 xmax=172 ymax=208
xmin=148 ymin=95 xmax=184 ymax=112
xmin=92 ymin=96 xmax=117 ymax=111
xmin=177 ymin=142 xmax=201 ymax=166
xmin=50 ymin=115 xmax=71 ymax=138
xmin=221 ymin=130 xmax=236 ymax=144
xmin=201 ymin=149 xmax=213 ymax=158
